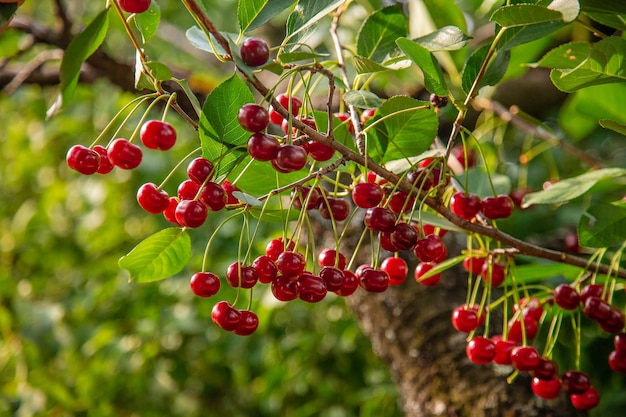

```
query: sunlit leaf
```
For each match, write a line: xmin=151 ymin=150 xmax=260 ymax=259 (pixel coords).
xmin=352 ymin=55 xmax=411 ymax=74
xmin=134 ymin=1 xmax=160 ymax=43
xmin=119 ymin=228 xmax=191 ymax=283
xmin=278 ymin=51 xmax=329 ymax=63
xmin=600 ymin=119 xmax=626 ymax=136
xmin=491 ymin=4 xmax=564 ymax=27
xmin=284 ymin=0 xmax=343 ymax=49
xmin=238 ymin=0 xmax=295 ymax=33
xmin=412 ymin=26 xmax=471 ymax=51
xmin=511 ymin=263 xmax=582 ymax=285
xmin=521 ymin=168 xmax=626 ymax=207
xmin=344 ymin=90 xmax=383 ymax=109
xmin=396 ymin=38 xmax=447 ymax=96
xmin=579 ymin=201 xmax=626 ymax=248
xmin=461 ymin=44 xmax=510 ymax=93
xmin=356 ymin=5 xmax=407 ymax=63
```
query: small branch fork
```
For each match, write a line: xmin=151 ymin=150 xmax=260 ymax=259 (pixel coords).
xmin=175 ymin=1 xmax=626 ymax=280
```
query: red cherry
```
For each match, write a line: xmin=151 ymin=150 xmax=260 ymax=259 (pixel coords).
xmin=451 ymin=145 xmax=476 ymax=169
xmin=221 ymin=180 xmax=241 ymax=205
xmin=507 ymin=316 xmax=538 ymax=343
xmin=481 ymin=195 xmax=514 ymax=220
xmin=492 ymin=337 xmax=517 ymax=365
xmin=387 ymin=191 xmax=415 ymax=214
xmin=163 ymin=197 xmax=181 ymax=226
xmin=599 ymin=306 xmax=625 ymax=333
xmin=406 ymin=168 xmax=435 ymax=191
xmin=177 ymin=179 xmax=201 ymax=200
xmin=580 ymin=283 xmax=605 ymax=303
xmin=413 ymin=234 xmax=447 ymax=263
xmin=466 ymin=336 xmax=496 ymax=365
xmin=93 ymin=145 xmax=113 ymax=174
xmin=509 ymin=187 xmax=533 ymax=208
xmin=317 ymin=248 xmax=347 ymax=270
xmin=319 ymin=267 xmax=345 ymax=292
xmin=269 ymin=94 xmax=302 ymax=124
xmin=449 ymin=191 xmax=481 ymax=221
xmin=351 ymin=182 xmax=383 ymax=209
xmin=510 ymin=346 xmax=540 ymax=371
xmin=297 ymin=273 xmax=327 ymax=303
xmin=364 ymin=207 xmax=396 ymax=232
xmin=360 ymin=108 xmax=376 ymax=124
xmin=319 ymin=197 xmax=350 ymax=222
xmin=358 ymin=268 xmax=389 ymax=293
xmin=570 ymin=386 xmax=600 ymax=411
xmin=615 ymin=333 xmax=626 ymax=352
xmin=274 ymin=144 xmax=307 ymax=172
xmin=583 ymin=296 xmax=612 ymax=322
xmin=554 ymin=284 xmax=580 ymax=310
xmin=462 ymin=256 xmax=485 ymax=275
xmin=174 ymin=199 xmax=207 ymax=228
xmin=140 ymin=120 xmax=176 ymax=150
xmin=480 ymin=260 xmax=506 ymax=286
xmin=240 ymin=37 xmax=270 ymax=67
xmin=379 ymin=231 xmax=401 ymax=252
xmin=531 ymin=377 xmax=561 ymax=400
xmin=199 ymin=182 xmax=227 ymax=211
xmin=137 ymin=183 xmax=170 ymax=214
xmin=452 ymin=305 xmax=483 ymax=333
xmin=238 ymin=103 xmax=269 ymax=132
xmin=234 ymin=310 xmax=259 ymax=336
xmin=533 ymin=357 xmax=558 ymax=380
xmin=190 ymin=272 xmax=220 ymax=297
xmin=226 ymin=262 xmax=258 ymax=288
xmin=421 ymin=222 xmax=447 ymax=237
xmin=561 ymin=370 xmax=591 ymax=395
xmin=66 ymin=145 xmax=100 ymax=175
xmin=275 ymin=251 xmax=306 ymax=278
xmin=187 ymin=157 xmax=214 ymax=184
xmin=252 ymin=255 xmax=278 ymax=284
xmin=211 ymin=301 xmax=241 ymax=331
xmin=608 ymin=350 xmax=626 ymax=373
xmin=414 ymin=262 xmax=441 ymax=286
xmin=271 ymin=274 xmax=298 ymax=301
xmin=291 ymin=186 xmax=323 ymax=210
xmin=389 ymin=223 xmax=418 ymax=251
xmin=380 ymin=257 xmax=408 ymax=286
xmin=247 ymin=132 xmax=280 ymax=161
xmin=107 ymin=138 xmax=142 ymax=169
xmin=265 ymin=237 xmax=295 ymax=261
xmin=335 ymin=270 xmax=359 ymax=296
xmin=516 ymin=297 xmax=544 ymax=322
xmin=307 ymin=140 xmax=335 ymax=162
xmin=119 ymin=0 xmax=151 ymax=14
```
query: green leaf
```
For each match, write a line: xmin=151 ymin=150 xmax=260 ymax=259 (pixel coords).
xmin=535 ymin=41 xmax=591 ymax=69
xmin=512 ymin=262 xmax=582 ymax=285
xmin=396 ymin=38 xmax=447 ymax=96
xmin=461 ymin=44 xmax=510 ymax=93
xmin=412 ymin=26 xmax=471 ymax=52
xmin=378 ymin=96 xmax=438 ymax=162
xmin=0 ymin=3 xmax=17 ymax=27
xmin=119 ymin=228 xmax=191 ymax=283
xmin=344 ymin=90 xmax=383 ymax=109
xmin=580 ymin=0 xmax=626 ymax=31
xmin=352 ymin=55 xmax=411 ymax=74
xmin=134 ymin=0 xmax=160 ymax=43
xmin=521 ymin=168 xmax=626 ymax=208
xmin=199 ymin=74 xmax=254 ymax=176
xmin=579 ymin=201 xmax=626 ymax=248
xmin=457 ymin=168 xmax=512 ymax=198
xmin=278 ymin=51 xmax=330 ymax=63
xmin=248 ymin=207 xmax=301 ymax=222
xmin=171 ymin=77 xmax=202 ymax=119
xmin=284 ymin=0 xmax=343 ymax=49
xmin=145 ymin=61 xmax=172 ymax=81
xmin=549 ymin=37 xmax=626 ymax=92
xmin=356 ymin=5 xmax=407 ymax=63
xmin=490 ymin=4 xmax=564 ymax=28
xmin=54 ymin=9 xmax=109 ymax=113
xmin=600 ymin=119 xmax=626 ymax=136
xmin=422 ymin=0 xmax=467 ymax=33
xmin=185 ymin=26 xmax=236 ymax=57
xmin=411 ymin=211 xmax=464 ymax=233
xmin=497 ymin=20 xmax=566 ymax=51
xmin=238 ymin=0 xmax=295 ymax=33
xmin=414 ymin=255 xmax=465 ymax=281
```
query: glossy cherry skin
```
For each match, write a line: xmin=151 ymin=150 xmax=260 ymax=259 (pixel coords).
xmin=163 ymin=197 xmax=181 ymax=226
xmin=297 ymin=273 xmax=327 ymax=303
xmin=359 ymin=268 xmax=389 ymax=293
xmin=510 ymin=346 xmax=540 ymax=371
xmin=599 ymin=306 xmax=625 ymax=333
xmin=238 ymin=103 xmax=269 ymax=132
xmin=291 ymin=186 xmax=323 ymax=211
xmin=466 ymin=336 xmax=496 ymax=364
xmin=583 ymin=296 xmax=612 ymax=322
xmin=389 ymin=223 xmax=418 ymax=251
xmin=177 ymin=179 xmax=200 ymax=200
xmin=271 ymin=274 xmax=298 ymax=301
xmin=140 ymin=120 xmax=176 ymax=150
xmin=463 ymin=256 xmax=485 ymax=275
xmin=306 ymin=141 xmax=335 ymax=162
xmin=533 ymin=358 xmax=558 ymax=380
xmin=580 ymin=283 xmax=605 ymax=303
xmin=66 ymin=145 xmax=100 ymax=175
xmin=174 ymin=199 xmax=207 ymax=228
xmin=221 ymin=180 xmax=240 ymax=205
xmin=319 ymin=198 xmax=350 ymax=222
xmin=387 ymin=191 xmax=415 ymax=214
xmin=480 ymin=260 xmax=506 ymax=286
xmin=561 ymin=370 xmax=591 ymax=395
xmin=615 ymin=333 xmax=626 ymax=352
xmin=265 ymin=237 xmax=295 ymax=261
xmin=570 ymin=386 xmax=600 ymax=411
xmin=211 ymin=301 xmax=241 ymax=331
xmin=335 ymin=270 xmax=359 ymax=296
xmin=531 ymin=377 xmax=561 ymax=400
xmin=492 ymin=337 xmax=517 ymax=365
xmin=553 ymin=284 xmax=580 ymax=310
xmin=351 ymin=182 xmax=383 ymax=209
xmin=452 ymin=305 xmax=483 ymax=333
xmin=481 ymin=195 xmax=514 ymax=220
xmin=507 ymin=316 xmax=538 ymax=344
xmin=413 ymin=234 xmax=447 ymax=263
xmin=93 ymin=145 xmax=114 ymax=174
xmin=608 ymin=350 xmax=626 ymax=373
xmin=274 ymin=144 xmax=308 ymax=172
xmin=199 ymin=182 xmax=227 ymax=211
xmin=119 ymin=0 xmax=151 ymax=14
xmin=252 ymin=255 xmax=278 ymax=284
xmin=240 ymin=37 xmax=270 ymax=67
xmin=190 ymin=272 xmax=220 ymax=297
xmin=364 ymin=207 xmax=396 ymax=232
xmin=187 ymin=157 xmax=214 ymax=184
xmin=317 ymin=248 xmax=347 ymax=270
xmin=449 ymin=191 xmax=481 ymax=221
xmin=234 ymin=310 xmax=259 ymax=336
xmin=414 ymin=262 xmax=441 ymax=286
xmin=107 ymin=138 xmax=142 ymax=169
xmin=137 ymin=183 xmax=170 ymax=214
xmin=269 ymin=94 xmax=302 ymax=124
xmin=226 ymin=262 xmax=258 ymax=288
xmin=380 ymin=257 xmax=408 ymax=286
xmin=319 ymin=267 xmax=345 ymax=292
xmin=275 ymin=251 xmax=306 ymax=278
xmin=247 ymin=133 xmax=280 ymax=161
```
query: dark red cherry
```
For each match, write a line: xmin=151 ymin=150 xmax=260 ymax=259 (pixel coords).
xmin=271 ymin=274 xmax=298 ymax=301
xmin=414 ymin=262 xmax=441 ymax=286
xmin=533 ymin=358 xmax=558 ymax=380
xmin=226 ymin=262 xmax=258 ymax=288
xmin=358 ymin=268 xmax=389 ymax=293
xmin=413 ymin=234 xmax=447 ymax=263
xmin=269 ymin=94 xmax=302 ymax=124
xmin=140 ymin=120 xmax=177 ymax=150
xmin=583 ymin=296 xmax=612 ymax=322
xmin=93 ymin=145 xmax=113 ymax=174
xmin=265 ymin=237 xmax=295 ymax=261
xmin=561 ymin=370 xmax=591 ymax=395
xmin=274 ymin=144 xmax=307 ymax=172
xmin=238 ymin=103 xmax=269 ymax=132
xmin=190 ymin=272 xmax=220 ymax=297
xmin=462 ymin=256 xmax=485 ymax=275
xmin=364 ymin=207 xmax=396 ymax=232
xmin=319 ymin=197 xmax=350 ymax=222
xmin=452 ymin=305 xmax=483 ymax=333
xmin=177 ymin=179 xmax=201 ymax=200
xmin=234 ymin=310 xmax=259 ymax=336
xmin=119 ymin=0 xmax=151 ymax=14
xmin=352 ymin=182 xmax=383 ymax=209
xmin=66 ymin=145 xmax=100 ymax=175
xmin=492 ymin=337 xmax=517 ymax=365
xmin=199 ymin=182 xmax=227 ymax=211
xmin=307 ymin=140 xmax=335 ymax=162
xmin=247 ymin=132 xmax=280 ymax=161
xmin=507 ymin=316 xmax=538 ymax=343
xmin=480 ymin=260 xmax=506 ymax=286
xmin=297 ymin=273 xmax=327 ymax=303
xmin=211 ymin=301 xmax=241 ymax=331
xmin=580 ymin=284 xmax=605 ymax=303
xmin=252 ymin=255 xmax=278 ymax=284
xmin=510 ymin=346 xmax=540 ymax=371
xmin=275 ymin=251 xmax=306 ymax=278
xmin=187 ymin=157 xmax=214 ymax=184
xmin=291 ymin=186 xmax=323 ymax=210
xmin=570 ymin=386 xmax=600 ymax=411
xmin=389 ymin=223 xmax=418 ymax=251
xmin=481 ymin=195 xmax=514 ymax=220
xmin=608 ymin=349 xmax=626 ymax=373
xmin=335 ymin=270 xmax=359 ymax=296
xmin=450 ymin=191 xmax=481 ymax=221
xmin=387 ymin=191 xmax=415 ymax=214
xmin=317 ymin=248 xmax=347 ymax=270
xmin=554 ymin=284 xmax=580 ymax=310
xmin=240 ymin=37 xmax=270 ymax=67
xmin=319 ymin=267 xmax=345 ymax=292
xmin=163 ymin=197 xmax=181 ymax=226
xmin=174 ymin=199 xmax=207 ymax=228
